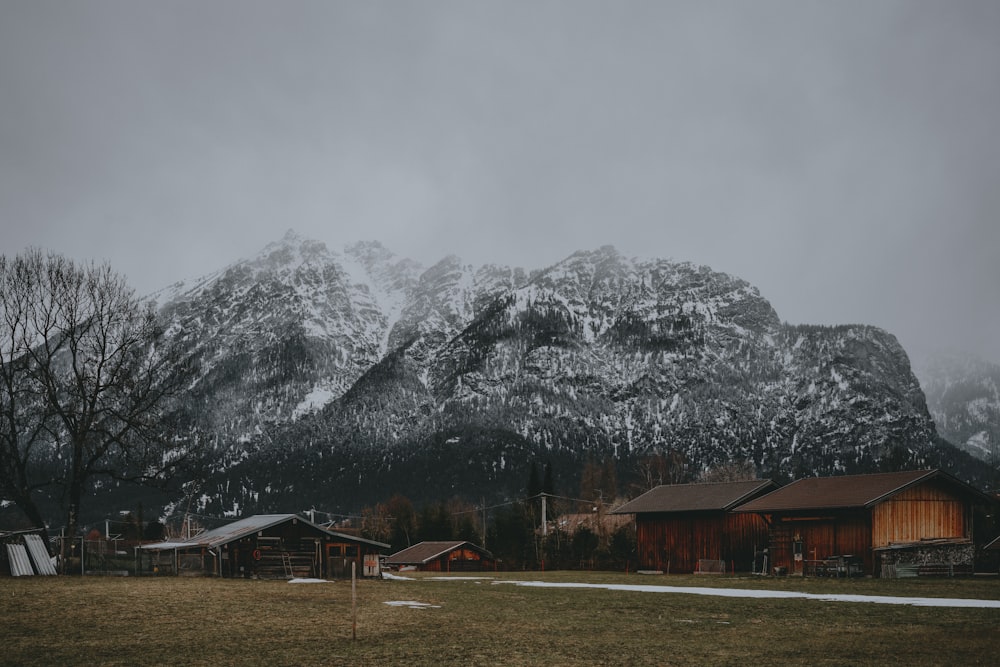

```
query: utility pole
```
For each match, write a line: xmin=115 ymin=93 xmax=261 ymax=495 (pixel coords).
xmin=541 ymin=494 xmax=547 ymax=536
xmin=351 ymin=561 xmax=357 ymax=641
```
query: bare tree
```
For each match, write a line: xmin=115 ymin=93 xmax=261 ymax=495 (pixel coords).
xmin=698 ymin=460 xmax=758 ymax=483
xmin=0 ymin=249 xmax=193 ymax=554
xmin=630 ymin=450 xmax=689 ymax=494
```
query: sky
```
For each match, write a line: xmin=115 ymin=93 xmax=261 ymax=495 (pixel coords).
xmin=1 ymin=0 xmax=998 ymax=366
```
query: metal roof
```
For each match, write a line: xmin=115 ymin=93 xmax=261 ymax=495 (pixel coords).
xmin=734 ymin=469 xmax=988 ymax=513
xmin=140 ymin=514 xmax=389 ymax=551
xmin=6 ymin=543 xmax=34 ymax=576
xmin=24 ymin=534 xmax=56 ymax=575
xmin=385 ymin=540 xmax=493 ymax=565
xmin=611 ymin=480 xmax=778 ymax=515
xmin=187 ymin=514 xmax=304 ymax=548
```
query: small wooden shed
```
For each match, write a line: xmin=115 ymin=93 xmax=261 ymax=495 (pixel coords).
xmin=611 ymin=480 xmax=777 ymax=574
xmin=734 ymin=469 xmax=994 ymax=577
xmin=385 ymin=541 xmax=495 ymax=572
xmin=139 ymin=514 xmax=389 ymax=579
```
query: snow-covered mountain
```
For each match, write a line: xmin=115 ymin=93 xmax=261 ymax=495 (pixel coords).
xmin=150 ymin=232 xmax=984 ymax=515
xmin=919 ymin=352 xmax=1000 ymax=464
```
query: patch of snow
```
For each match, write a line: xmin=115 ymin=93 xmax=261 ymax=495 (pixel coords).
xmin=488 ymin=580 xmax=1000 ymax=609
xmin=384 ymin=600 xmax=441 ymax=609
xmin=293 ymin=386 xmax=338 ymax=419
xmin=288 ymin=578 xmax=330 ymax=584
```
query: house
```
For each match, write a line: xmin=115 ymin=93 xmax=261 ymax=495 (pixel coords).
xmin=385 ymin=541 xmax=495 ymax=572
xmin=734 ymin=469 xmax=995 ymax=577
xmin=611 ymin=480 xmax=778 ymax=574
xmin=139 ymin=514 xmax=389 ymax=579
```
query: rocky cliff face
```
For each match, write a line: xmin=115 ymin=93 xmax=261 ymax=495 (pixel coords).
xmin=919 ymin=352 xmax=1000 ymax=465
xmin=149 ymin=232 xmax=975 ymax=516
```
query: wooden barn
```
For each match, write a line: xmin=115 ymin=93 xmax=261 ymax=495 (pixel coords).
xmin=611 ymin=480 xmax=777 ymax=574
xmin=734 ymin=469 xmax=994 ymax=577
xmin=385 ymin=541 xmax=495 ymax=572
xmin=139 ymin=514 xmax=389 ymax=579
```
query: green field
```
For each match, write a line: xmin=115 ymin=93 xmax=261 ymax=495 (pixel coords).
xmin=2 ymin=572 xmax=999 ymax=666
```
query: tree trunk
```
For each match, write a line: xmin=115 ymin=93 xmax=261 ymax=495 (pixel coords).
xmin=62 ymin=450 xmax=84 ymax=574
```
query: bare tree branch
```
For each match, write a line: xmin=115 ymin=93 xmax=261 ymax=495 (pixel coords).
xmin=1 ymin=249 xmax=196 ymax=553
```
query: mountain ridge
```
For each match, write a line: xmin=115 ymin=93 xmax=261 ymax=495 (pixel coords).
xmin=134 ymin=231 xmax=990 ymax=519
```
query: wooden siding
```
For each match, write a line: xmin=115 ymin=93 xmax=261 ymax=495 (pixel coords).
xmin=871 ymin=482 xmax=967 ymax=547
xmin=769 ymin=513 xmax=872 ymax=574
xmin=764 ymin=480 xmax=972 ymax=575
xmin=636 ymin=511 xmax=768 ymax=573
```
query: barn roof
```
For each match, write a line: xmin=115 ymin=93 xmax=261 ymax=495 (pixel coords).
xmin=385 ymin=540 xmax=493 ymax=565
xmin=735 ymin=469 xmax=992 ymax=513
xmin=611 ymin=480 xmax=778 ymax=515
xmin=140 ymin=514 xmax=389 ymax=551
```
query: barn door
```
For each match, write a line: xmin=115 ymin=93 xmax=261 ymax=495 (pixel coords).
xmin=798 ymin=522 xmax=835 ymax=575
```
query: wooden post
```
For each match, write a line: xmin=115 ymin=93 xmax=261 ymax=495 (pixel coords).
xmin=351 ymin=561 xmax=357 ymax=641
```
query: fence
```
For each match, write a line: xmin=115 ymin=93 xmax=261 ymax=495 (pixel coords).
xmin=54 ymin=537 xmax=143 ymax=576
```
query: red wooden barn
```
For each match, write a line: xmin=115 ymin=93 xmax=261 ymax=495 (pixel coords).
xmin=612 ymin=480 xmax=777 ymax=574
xmin=734 ymin=469 xmax=994 ymax=577
xmin=385 ymin=541 xmax=495 ymax=572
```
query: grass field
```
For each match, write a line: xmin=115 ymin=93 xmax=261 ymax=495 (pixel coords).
xmin=3 ymin=572 xmax=999 ymax=666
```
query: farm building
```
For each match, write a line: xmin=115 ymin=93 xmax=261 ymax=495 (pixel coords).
xmin=734 ymin=469 xmax=995 ymax=577
xmin=139 ymin=514 xmax=389 ymax=579
xmin=385 ymin=541 xmax=495 ymax=572
xmin=611 ymin=480 xmax=777 ymax=574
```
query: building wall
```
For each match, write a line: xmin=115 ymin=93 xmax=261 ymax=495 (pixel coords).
xmin=871 ymin=482 xmax=967 ymax=548
xmin=768 ymin=512 xmax=872 ymax=574
xmin=636 ymin=511 xmax=768 ymax=573
xmin=423 ymin=549 xmax=493 ymax=572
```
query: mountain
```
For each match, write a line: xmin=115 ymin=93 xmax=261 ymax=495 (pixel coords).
xmin=138 ymin=232 xmax=985 ymax=519
xmin=918 ymin=352 xmax=1000 ymax=466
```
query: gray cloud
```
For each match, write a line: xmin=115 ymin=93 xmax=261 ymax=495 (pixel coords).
xmin=2 ymin=0 xmax=998 ymax=363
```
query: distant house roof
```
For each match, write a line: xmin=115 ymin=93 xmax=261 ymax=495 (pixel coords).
xmin=611 ymin=480 xmax=778 ymax=515
xmin=735 ymin=470 xmax=993 ymax=513
xmin=385 ymin=540 xmax=493 ymax=566
xmin=140 ymin=514 xmax=389 ymax=551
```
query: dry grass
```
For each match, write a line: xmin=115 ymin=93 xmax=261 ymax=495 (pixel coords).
xmin=2 ymin=572 xmax=999 ymax=666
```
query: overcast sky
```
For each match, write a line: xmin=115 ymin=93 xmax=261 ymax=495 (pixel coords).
xmin=1 ymin=0 xmax=998 ymax=366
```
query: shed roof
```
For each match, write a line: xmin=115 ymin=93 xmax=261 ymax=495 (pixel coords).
xmin=385 ymin=540 xmax=493 ymax=565
xmin=735 ymin=469 xmax=991 ymax=513
xmin=611 ymin=480 xmax=778 ymax=515
xmin=140 ymin=514 xmax=389 ymax=551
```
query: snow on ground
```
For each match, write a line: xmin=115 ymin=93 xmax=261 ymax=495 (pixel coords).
xmin=492 ymin=580 xmax=1000 ymax=609
xmin=291 ymin=386 xmax=338 ymax=419
xmin=384 ymin=574 xmax=1000 ymax=609
xmin=288 ymin=578 xmax=330 ymax=584
xmin=384 ymin=600 xmax=441 ymax=609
